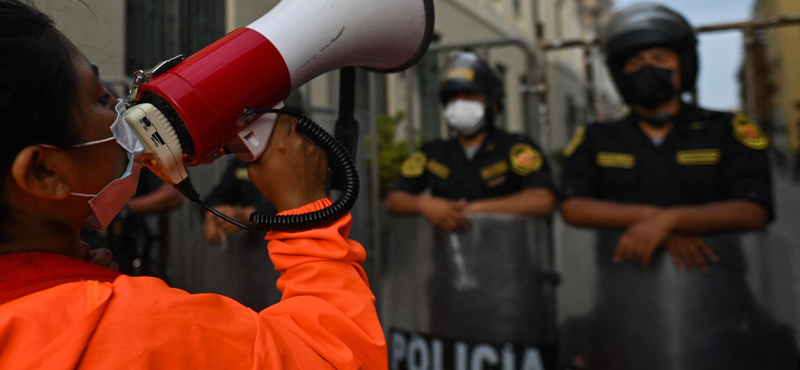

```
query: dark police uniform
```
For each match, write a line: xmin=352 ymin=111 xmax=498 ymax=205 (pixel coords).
xmin=393 ymin=128 xmax=556 ymax=199
xmin=561 ymin=105 xmax=773 ymax=215
xmin=393 ymin=128 xmax=557 ymax=360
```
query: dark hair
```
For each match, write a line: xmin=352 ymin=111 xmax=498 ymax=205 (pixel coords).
xmin=0 ymin=0 xmax=82 ymax=235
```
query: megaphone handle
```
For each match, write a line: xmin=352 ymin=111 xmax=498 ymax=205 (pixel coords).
xmin=229 ymin=102 xmax=284 ymax=162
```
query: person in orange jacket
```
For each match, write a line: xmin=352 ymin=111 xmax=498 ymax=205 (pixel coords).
xmin=0 ymin=1 xmax=387 ymax=369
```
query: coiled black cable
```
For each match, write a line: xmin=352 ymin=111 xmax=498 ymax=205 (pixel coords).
xmin=174 ymin=109 xmax=359 ymax=232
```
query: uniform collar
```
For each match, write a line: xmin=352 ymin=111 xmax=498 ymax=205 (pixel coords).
xmin=625 ymin=103 xmax=701 ymax=135
xmin=450 ymin=128 xmax=499 ymax=159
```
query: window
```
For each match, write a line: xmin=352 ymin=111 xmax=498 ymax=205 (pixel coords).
xmin=126 ymin=0 xmax=226 ymax=72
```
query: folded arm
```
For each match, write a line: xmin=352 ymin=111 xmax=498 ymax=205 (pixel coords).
xmin=659 ymin=199 xmax=768 ymax=234
xmin=560 ymin=197 xmax=659 ymax=229
xmin=465 ymin=188 xmax=556 ymax=217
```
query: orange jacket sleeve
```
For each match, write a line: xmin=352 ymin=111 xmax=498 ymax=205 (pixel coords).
xmin=257 ymin=198 xmax=388 ymax=368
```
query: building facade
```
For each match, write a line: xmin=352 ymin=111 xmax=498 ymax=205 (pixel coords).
xmin=750 ymin=0 xmax=800 ymax=159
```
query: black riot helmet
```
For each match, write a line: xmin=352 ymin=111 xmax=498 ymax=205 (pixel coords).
xmin=439 ymin=52 xmax=504 ymax=111
xmin=602 ymin=3 xmax=698 ymax=94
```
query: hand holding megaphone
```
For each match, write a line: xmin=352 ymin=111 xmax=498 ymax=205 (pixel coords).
xmin=249 ymin=115 xmax=329 ymax=213
xmin=124 ymin=0 xmax=434 ymax=231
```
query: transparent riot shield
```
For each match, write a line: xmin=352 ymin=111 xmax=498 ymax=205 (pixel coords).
xmin=562 ymin=230 xmax=799 ymax=370
xmin=382 ymin=215 xmax=558 ymax=370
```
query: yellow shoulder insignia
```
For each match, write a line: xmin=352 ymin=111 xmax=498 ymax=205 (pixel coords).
xmin=400 ymin=151 xmax=428 ymax=178
xmin=426 ymin=159 xmax=451 ymax=180
xmin=509 ymin=143 xmax=543 ymax=175
xmin=563 ymin=126 xmax=587 ymax=158
xmin=234 ymin=167 xmax=251 ymax=182
xmin=732 ymin=113 xmax=769 ymax=150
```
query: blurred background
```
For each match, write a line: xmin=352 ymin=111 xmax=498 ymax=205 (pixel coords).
xmin=32 ymin=0 xmax=800 ymax=368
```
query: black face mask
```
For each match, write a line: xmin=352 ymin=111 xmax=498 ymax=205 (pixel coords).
xmin=617 ymin=65 xmax=677 ymax=110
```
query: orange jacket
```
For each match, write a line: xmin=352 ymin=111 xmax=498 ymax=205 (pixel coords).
xmin=0 ymin=199 xmax=387 ymax=369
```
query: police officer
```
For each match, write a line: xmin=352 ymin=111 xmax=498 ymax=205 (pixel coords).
xmin=559 ymin=4 xmax=787 ymax=370
xmin=561 ymin=4 xmax=773 ymax=270
xmin=386 ymin=52 xmax=556 ymax=228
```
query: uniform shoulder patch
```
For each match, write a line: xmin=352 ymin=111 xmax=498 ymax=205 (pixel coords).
xmin=400 ymin=151 xmax=428 ymax=178
xmin=564 ymin=126 xmax=587 ymax=158
xmin=732 ymin=113 xmax=769 ymax=150
xmin=234 ymin=167 xmax=251 ymax=182
xmin=509 ymin=143 xmax=543 ymax=175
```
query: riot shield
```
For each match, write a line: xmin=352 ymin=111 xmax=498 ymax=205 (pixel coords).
xmin=564 ymin=230 xmax=799 ymax=370
xmin=383 ymin=215 xmax=558 ymax=370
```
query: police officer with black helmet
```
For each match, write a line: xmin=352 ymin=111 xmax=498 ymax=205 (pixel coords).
xmin=561 ymin=3 xmax=773 ymax=269
xmin=560 ymin=4 xmax=784 ymax=369
xmin=386 ymin=52 xmax=556 ymax=229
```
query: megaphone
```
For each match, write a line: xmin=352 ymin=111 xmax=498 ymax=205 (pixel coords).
xmin=124 ymin=0 xmax=434 ymax=231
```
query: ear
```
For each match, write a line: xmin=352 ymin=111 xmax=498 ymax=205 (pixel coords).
xmin=11 ymin=146 xmax=72 ymax=200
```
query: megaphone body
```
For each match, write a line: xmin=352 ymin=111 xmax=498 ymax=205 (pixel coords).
xmin=126 ymin=0 xmax=434 ymax=186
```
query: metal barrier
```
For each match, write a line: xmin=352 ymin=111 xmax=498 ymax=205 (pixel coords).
xmin=382 ymin=215 xmax=558 ymax=370
xmin=562 ymin=230 xmax=799 ymax=370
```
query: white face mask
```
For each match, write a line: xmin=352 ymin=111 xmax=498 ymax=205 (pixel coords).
xmin=43 ymin=99 xmax=144 ymax=230
xmin=444 ymin=99 xmax=487 ymax=137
